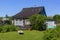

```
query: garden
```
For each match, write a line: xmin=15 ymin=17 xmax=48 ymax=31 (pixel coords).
xmin=0 ymin=14 xmax=60 ymax=40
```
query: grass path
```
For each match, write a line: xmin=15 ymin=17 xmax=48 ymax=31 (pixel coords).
xmin=0 ymin=30 xmax=44 ymax=40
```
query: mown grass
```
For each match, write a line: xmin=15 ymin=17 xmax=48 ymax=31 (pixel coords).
xmin=0 ymin=30 xmax=44 ymax=40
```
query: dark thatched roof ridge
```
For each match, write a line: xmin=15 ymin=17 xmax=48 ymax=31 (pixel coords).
xmin=13 ymin=6 xmax=46 ymax=19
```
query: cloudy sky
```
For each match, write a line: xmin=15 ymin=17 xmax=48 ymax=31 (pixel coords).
xmin=0 ymin=0 xmax=60 ymax=17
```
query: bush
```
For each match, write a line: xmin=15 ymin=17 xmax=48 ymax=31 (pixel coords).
xmin=43 ymin=25 xmax=60 ymax=40
xmin=43 ymin=29 xmax=57 ymax=40
xmin=56 ymin=25 xmax=60 ymax=38
xmin=53 ymin=14 xmax=60 ymax=23
xmin=0 ymin=27 xmax=2 ymax=32
xmin=29 ymin=14 xmax=47 ymax=31
xmin=0 ymin=25 xmax=19 ymax=33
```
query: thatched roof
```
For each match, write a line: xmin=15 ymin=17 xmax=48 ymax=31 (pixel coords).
xmin=13 ymin=6 xmax=47 ymax=19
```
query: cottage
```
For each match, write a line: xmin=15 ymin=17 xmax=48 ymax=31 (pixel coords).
xmin=12 ymin=6 xmax=47 ymax=29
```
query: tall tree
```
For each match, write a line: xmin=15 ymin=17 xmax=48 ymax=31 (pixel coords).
xmin=5 ymin=14 xmax=8 ymax=18
xmin=29 ymin=14 xmax=47 ymax=31
xmin=53 ymin=14 xmax=60 ymax=23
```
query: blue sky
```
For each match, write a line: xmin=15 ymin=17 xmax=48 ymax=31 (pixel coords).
xmin=0 ymin=0 xmax=60 ymax=17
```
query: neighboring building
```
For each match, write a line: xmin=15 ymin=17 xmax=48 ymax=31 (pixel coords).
xmin=12 ymin=6 xmax=47 ymax=29
xmin=0 ymin=18 xmax=11 ymax=25
xmin=46 ymin=19 xmax=56 ymax=28
xmin=2 ymin=18 xmax=9 ymax=21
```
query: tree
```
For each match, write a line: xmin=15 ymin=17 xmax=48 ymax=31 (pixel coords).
xmin=47 ymin=16 xmax=53 ymax=20
xmin=5 ymin=14 xmax=12 ymax=20
xmin=29 ymin=14 xmax=47 ymax=31
xmin=5 ymin=14 xmax=12 ymax=24
xmin=5 ymin=14 xmax=8 ymax=18
xmin=53 ymin=14 xmax=60 ymax=23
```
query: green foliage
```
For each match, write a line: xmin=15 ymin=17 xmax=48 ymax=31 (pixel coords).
xmin=29 ymin=14 xmax=47 ymax=31
xmin=0 ymin=27 xmax=2 ymax=32
xmin=8 ymin=16 xmax=12 ymax=21
xmin=53 ymin=14 xmax=60 ymax=23
xmin=43 ymin=25 xmax=60 ymax=40
xmin=56 ymin=25 xmax=60 ymax=38
xmin=0 ymin=25 xmax=19 ymax=33
xmin=5 ymin=14 xmax=12 ymax=24
xmin=43 ymin=29 xmax=57 ymax=40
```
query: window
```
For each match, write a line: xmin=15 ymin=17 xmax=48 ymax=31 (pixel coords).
xmin=25 ymin=19 xmax=30 ymax=25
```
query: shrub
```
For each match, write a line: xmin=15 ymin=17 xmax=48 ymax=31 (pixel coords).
xmin=1 ymin=25 xmax=19 ymax=33
xmin=56 ymin=25 xmax=60 ymax=38
xmin=8 ymin=25 xmax=19 ymax=31
xmin=43 ymin=25 xmax=60 ymax=40
xmin=0 ymin=27 xmax=2 ymax=32
xmin=43 ymin=29 xmax=57 ymax=40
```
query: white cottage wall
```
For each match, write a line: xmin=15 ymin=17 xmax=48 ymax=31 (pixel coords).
xmin=14 ymin=19 xmax=24 ymax=26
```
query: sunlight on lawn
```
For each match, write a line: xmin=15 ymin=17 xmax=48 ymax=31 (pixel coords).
xmin=0 ymin=30 xmax=44 ymax=40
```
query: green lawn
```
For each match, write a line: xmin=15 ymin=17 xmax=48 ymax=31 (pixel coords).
xmin=0 ymin=30 xmax=44 ymax=40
